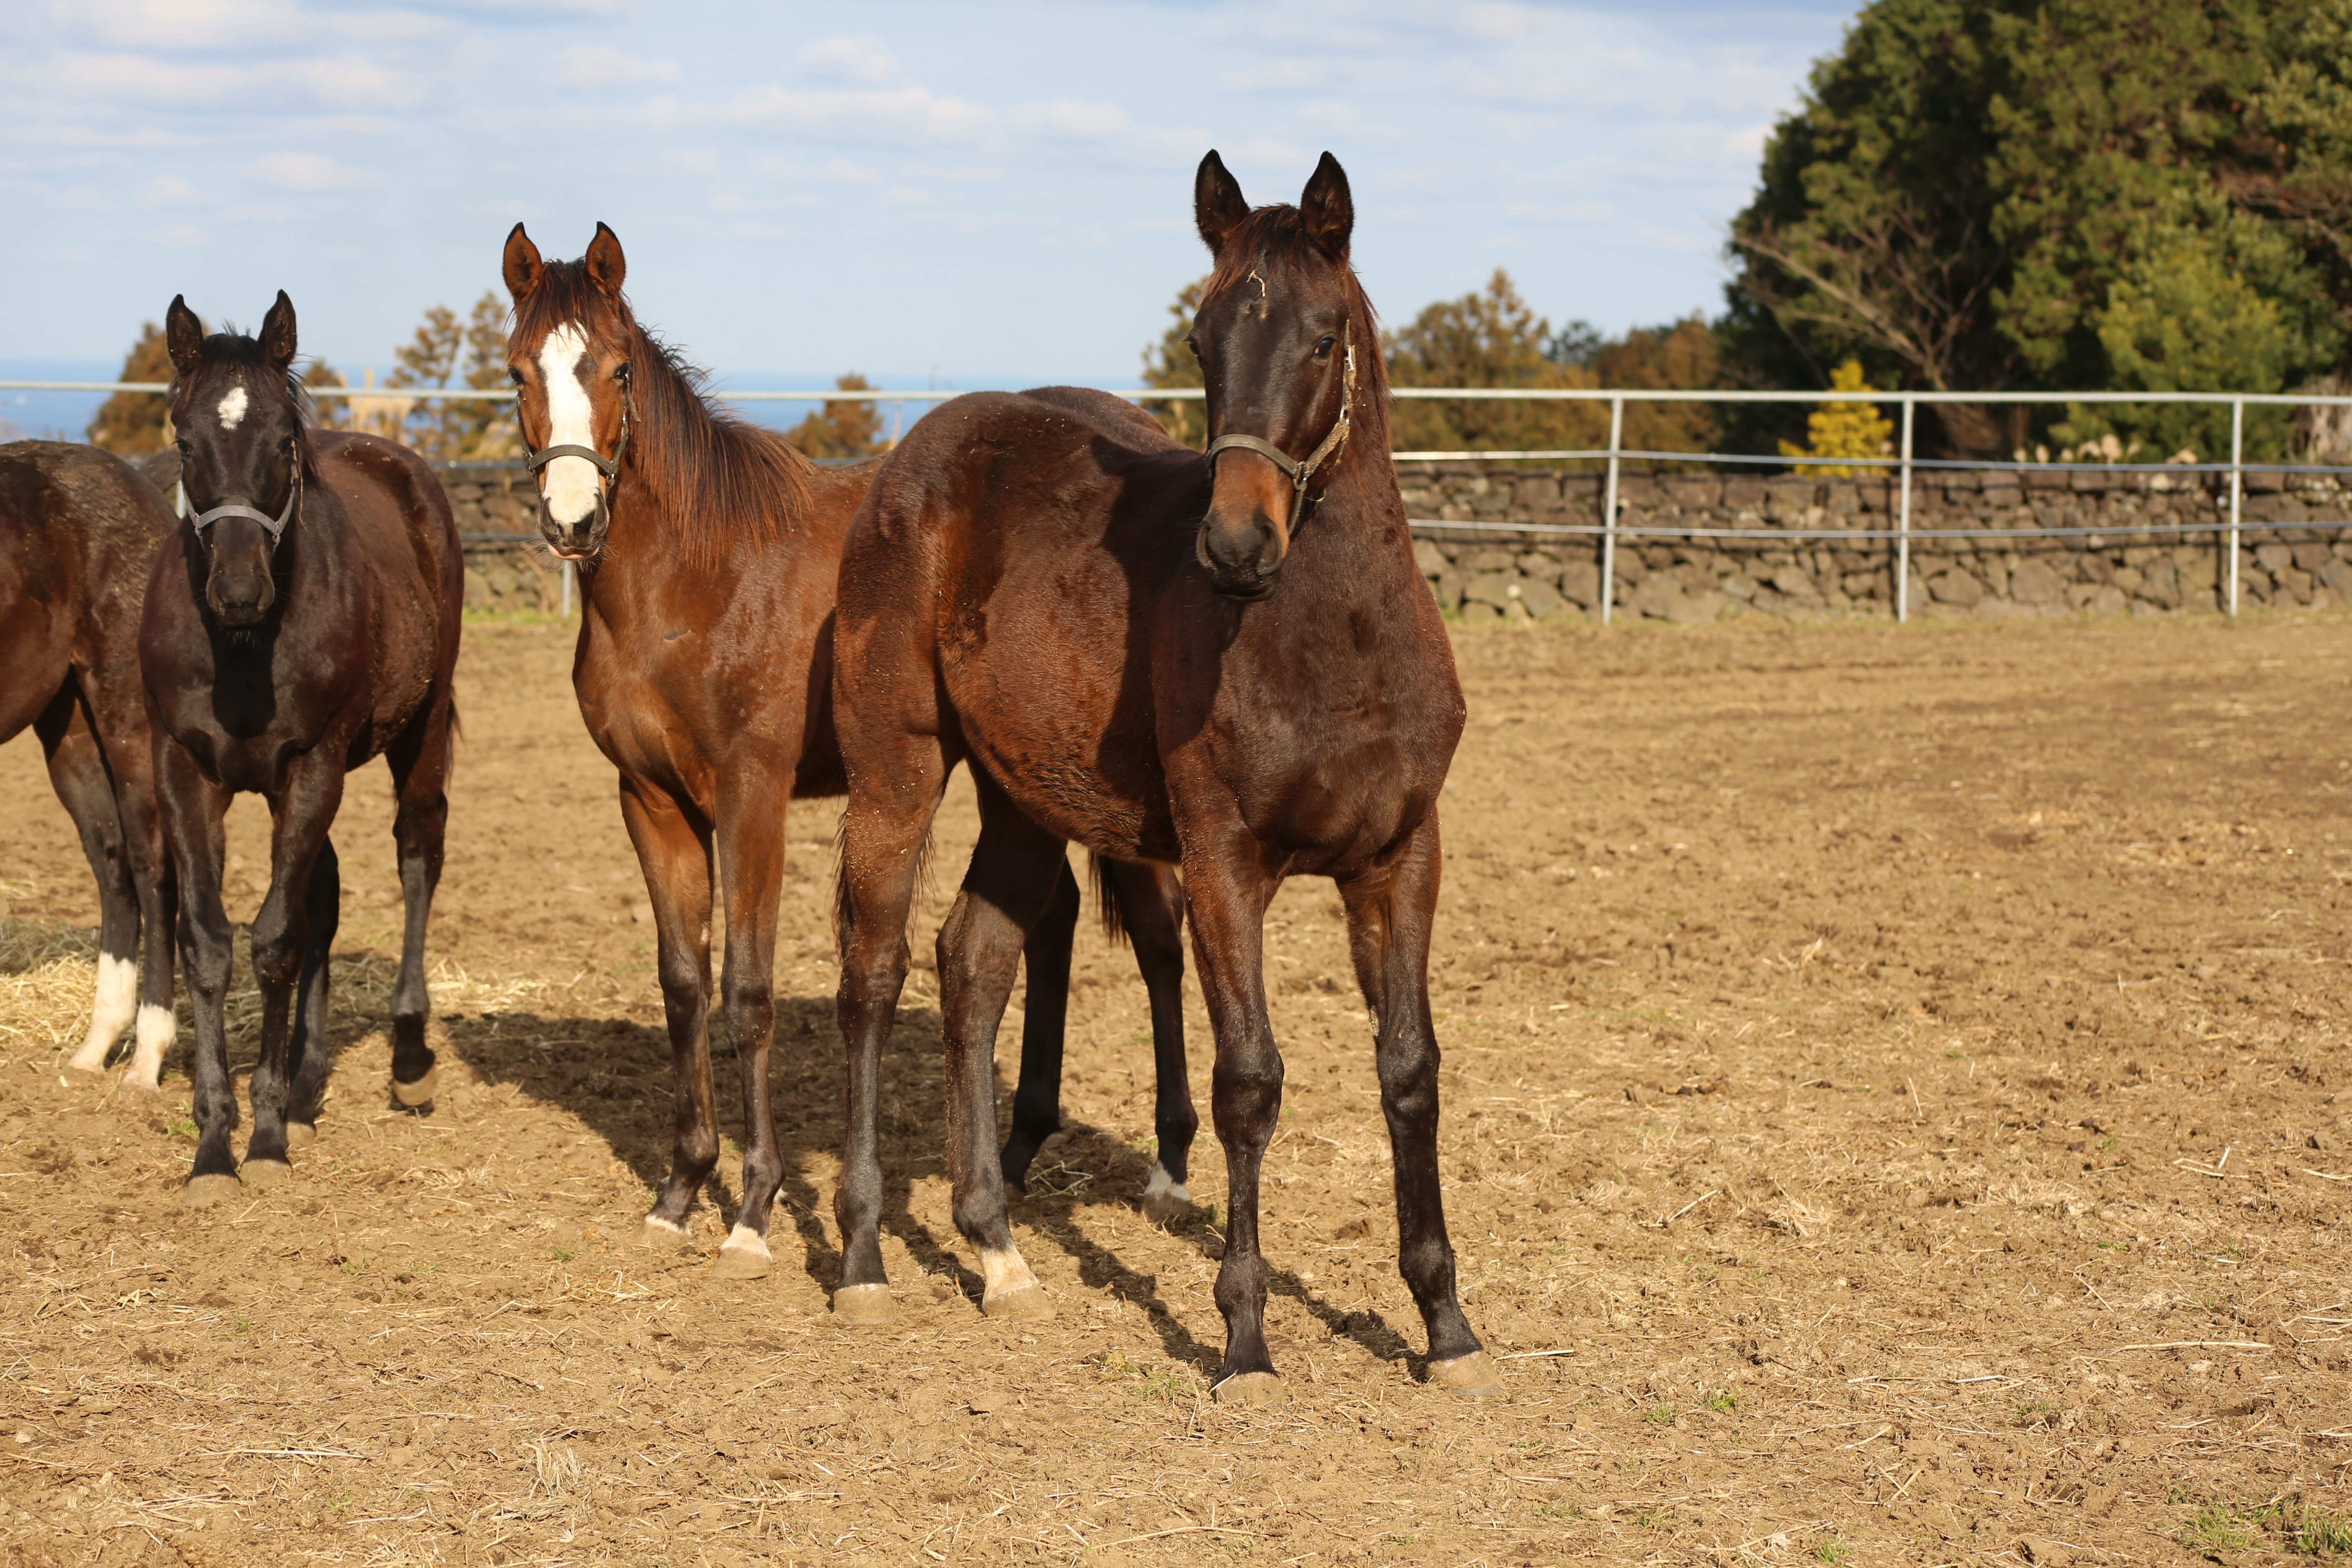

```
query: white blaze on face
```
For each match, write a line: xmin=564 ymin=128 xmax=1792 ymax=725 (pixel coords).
xmin=216 ymin=384 xmax=249 ymax=430
xmin=536 ymin=322 xmax=603 ymax=528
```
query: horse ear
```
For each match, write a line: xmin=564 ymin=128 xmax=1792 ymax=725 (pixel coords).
xmin=586 ymin=222 xmax=626 ymax=297
xmin=503 ymin=222 xmax=543 ymax=299
xmin=165 ymin=295 xmax=204 ymax=376
xmin=1195 ymin=150 xmax=1250 ymax=256
xmin=259 ymin=290 xmax=298 ymax=368
xmin=1299 ymin=152 xmax=1353 ymax=261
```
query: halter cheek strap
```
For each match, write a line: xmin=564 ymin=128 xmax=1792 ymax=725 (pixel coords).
xmin=1202 ymin=330 xmax=1357 ymax=530
xmin=524 ymin=376 xmax=634 ymax=486
xmin=178 ymin=456 xmax=302 ymax=551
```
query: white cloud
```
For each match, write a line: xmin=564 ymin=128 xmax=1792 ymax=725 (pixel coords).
xmin=678 ymin=84 xmax=996 ymax=146
xmin=793 ymin=34 xmax=899 ymax=86
xmin=1008 ymin=99 xmax=1134 ymax=140
xmin=247 ymin=150 xmax=364 ymax=189
xmin=136 ymin=173 xmax=200 ymax=204
xmin=552 ymin=42 xmax=679 ymax=88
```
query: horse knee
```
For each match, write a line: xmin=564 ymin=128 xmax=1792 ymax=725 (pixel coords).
xmin=1211 ymin=1059 xmax=1284 ymax=1143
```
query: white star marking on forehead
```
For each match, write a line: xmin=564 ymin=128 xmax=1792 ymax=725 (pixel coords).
xmin=216 ymin=385 xmax=249 ymax=430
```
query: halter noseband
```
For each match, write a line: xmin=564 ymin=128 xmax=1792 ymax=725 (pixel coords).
xmin=177 ymin=446 xmax=302 ymax=552
xmin=523 ymin=366 xmax=634 ymax=489
xmin=1201 ymin=328 xmax=1357 ymax=529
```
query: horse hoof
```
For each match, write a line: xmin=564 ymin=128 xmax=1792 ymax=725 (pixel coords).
xmin=1210 ymin=1372 xmax=1285 ymax=1407
xmin=116 ymin=1074 xmax=164 ymax=1098
xmin=832 ymin=1283 xmax=894 ymax=1324
xmin=981 ymin=1285 xmax=1055 ymax=1322
xmin=1426 ymin=1351 xmax=1505 ymax=1397
xmin=240 ymin=1158 xmax=292 ymax=1187
xmin=183 ymin=1174 xmax=243 ymax=1207
xmin=1140 ymin=1164 xmax=1191 ymax=1226
xmin=285 ymin=1123 xmax=318 ymax=1149
xmin=389 ymin=1067 xmax=437 ymax=1109
xmin=713 ymin=1226 xmax=771 ymax=1280
xmin=637 ymin=1216 xmax=693 ymax=1251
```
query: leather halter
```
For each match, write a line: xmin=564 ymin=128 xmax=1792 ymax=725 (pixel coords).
xmin=1202 ymin=328 xmax=1356 ymax=530
xmin=524 ymin=366 xmax=633 ymax=489
xmin=177 ymin=444 xmax=301 ymax=551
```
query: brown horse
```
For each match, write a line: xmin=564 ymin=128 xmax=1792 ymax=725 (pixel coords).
xmin=500 ymin=224 xmax=1194 ymax=1282
xmin=144 ymin=292 xmax=463 ymax=1199
xmin=1 ymin=441 xmax=177 ymax=1085
xmin=830 ymin=151 xmax=1499 ymax=1399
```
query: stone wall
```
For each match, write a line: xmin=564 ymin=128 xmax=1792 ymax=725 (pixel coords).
xmin=439 ymin=460 xmax=2352 ymax=623
xmin=1400 ymin=463 xmax=2352 ymax=623
xmin=434 ymin=465 xmax=568 ymax=614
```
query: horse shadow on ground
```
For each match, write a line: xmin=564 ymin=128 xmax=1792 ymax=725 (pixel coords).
xmin=421 ymin=992 xmax=1423 ymax=1381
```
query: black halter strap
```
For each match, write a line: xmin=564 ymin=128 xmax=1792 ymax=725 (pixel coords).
xmin=1201 ymin=328 xmax=1357 ymax=529
xmin=180 ymin=445 xmax=302 ymax=551
xmin=524 ymin=371 xmax=634 ymax=485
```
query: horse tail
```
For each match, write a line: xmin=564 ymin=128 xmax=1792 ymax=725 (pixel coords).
xmin=1089 ymin=852 xmax=1129 ymax=949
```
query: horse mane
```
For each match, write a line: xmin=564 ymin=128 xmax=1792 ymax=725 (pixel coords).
xmin=1198 ymin=205 xmax=1394 ymax=460
xmin=513 ymin=259 xmax=812 ymax=563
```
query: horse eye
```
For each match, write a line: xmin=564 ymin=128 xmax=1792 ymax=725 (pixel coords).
xmin=1314 ymin=336 xmax=1336 ymax=359
xmin=508 ymin=365 xmax=524 ymax=385
xmin=614 ymin=362 xmax=631 ymax=383
xmin=1184 ymin=337 xmax=1202 ymax=363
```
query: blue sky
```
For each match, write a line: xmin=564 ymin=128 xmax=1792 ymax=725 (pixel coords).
xmin=2 ymin=0 xmax=1858 ymax=401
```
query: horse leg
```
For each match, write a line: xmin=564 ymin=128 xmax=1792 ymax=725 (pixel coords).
xmin=1178 ymin=843 xmax=1285 ymax=1403
xmin=710 ymin=773 xmax=789 ymax=1280
xmin=157 ymin=741 xmax=239 ymax=1203
xmin=1104 ymin=858 xmax=1194 ymax=1223
xmin=241 ymin=756 xmax=346 ymax=1179
xmin=1338 ymin=813 xmax=1496 ymax=1396
xmin=42 ymin=687 xmax=140 ymax=1077
xmin=283 ymin=837 xmax=338 ymax=1146
xmin=616 ymin=778 xmax=717 ymax=1247
xmin=383 ymin=693 xmax=454 ymax=1108
xmin=998 ymin=860 xmax=1079 ymax=1196
xmin=96 ymin=671 xmax=178 ymax=1092
xmin=938 ymin=776 xmax=1072 ymax=1320
xmin=832 ymin=738 xmax=953 ymax=1323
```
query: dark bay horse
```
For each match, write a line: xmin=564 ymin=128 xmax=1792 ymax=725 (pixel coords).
xmin=830 ymin=151 xmax=1498 ymax=1399
xmin=500 ymin=224 xmax=1192 ymax=1285
xmin=1 ymin=441 xmax=177 ymax=1085
xmin=143 ymin=292 xmax=462 ymax=1202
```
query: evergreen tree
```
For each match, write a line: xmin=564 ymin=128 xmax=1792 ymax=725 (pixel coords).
xmin=784 ymin=374 xmax=885 ymax=459
xmin=1139 ymin=278 xmax=1207 ymax=449
xmin=1724 ymin=0 xmax=2340 ymax=460
xmin=1780 ymin=359 xmax=1895 ymax=475
xmin=87 ymin=323 xmax=175 ymax=453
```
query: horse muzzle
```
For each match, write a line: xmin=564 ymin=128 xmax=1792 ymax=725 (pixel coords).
xmin=1197 ymin=508 xmax=1286 ymax=602
xmin=539 ymin=494 xmax=608 ymax=562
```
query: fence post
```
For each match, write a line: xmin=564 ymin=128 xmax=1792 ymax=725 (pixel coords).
xmin=2227 ymin=398 xmax=2243 ymax=617
xmin=1599 ymin=395 xmax=1624 ymax=626
xmin=1897 ymin=396 xmax=1915 ymax=624
xmin=561 ymin=560 xmax=575 ymax=619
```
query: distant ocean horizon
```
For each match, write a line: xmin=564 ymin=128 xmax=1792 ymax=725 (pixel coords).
xmin=0 ymin=358 xmax=1140 ymax=447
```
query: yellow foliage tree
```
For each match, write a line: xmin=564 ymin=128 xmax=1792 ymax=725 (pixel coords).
xmin=1780 ymin=359 xmax=1893 ymax=477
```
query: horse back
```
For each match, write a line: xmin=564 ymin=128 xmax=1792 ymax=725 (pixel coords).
xmin=308 ymin=432 xmax=463 ymax=748
xmin=839 ymin=389 xmax=1206 ymax=857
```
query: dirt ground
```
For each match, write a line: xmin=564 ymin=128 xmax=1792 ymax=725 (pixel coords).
xmin=2 ymin=608 xmax=2348 ymax=1568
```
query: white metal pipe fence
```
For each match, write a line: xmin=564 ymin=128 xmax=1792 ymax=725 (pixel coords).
xmin=19 ymin=379 xmax=2352 ymax=624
